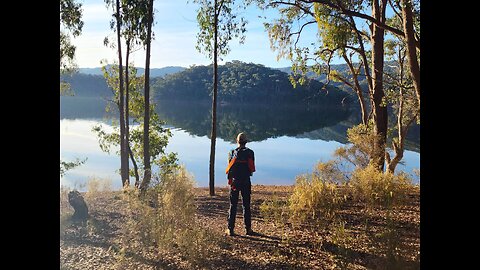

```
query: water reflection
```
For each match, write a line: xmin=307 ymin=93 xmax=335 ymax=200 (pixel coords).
xmin=60 ymin=97 xmax=420 ymax=189
xmin=155 ymin=100 xmax=352 ymax=143
xmin=61 ymin=96 xmax=419 ymax=151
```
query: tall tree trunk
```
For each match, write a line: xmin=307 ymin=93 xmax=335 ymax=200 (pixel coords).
xmin=126 ymin=40 xmax=137 ymax=184
xmin=115 ymin=0 xmax=129 ymax=187
xmin=209 ymin=0 xmax=218 ymax=197
xmin=140 ymin=0 xmax=154 ymax=193
xmin=370 ymin=0 xmax=388 ymax=172
xmin=401 ymin=0 xmax=420 ymax=106
xmin=125 ymin=41 xmax=130 ymax=154
xmin=128 ymin=144 xmax=140 ymax=187
xmin=343 ymin=53 xmax=368 ymax=125
xmin=386 ymin=83 xmax=405 ymax=174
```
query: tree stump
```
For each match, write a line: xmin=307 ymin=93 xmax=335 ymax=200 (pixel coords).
xmin=68 ymin=190 xmax=89 ymax=221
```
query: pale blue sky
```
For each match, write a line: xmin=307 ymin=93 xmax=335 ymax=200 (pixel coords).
xmin=70 ymin=0 xmax=327 ymax=69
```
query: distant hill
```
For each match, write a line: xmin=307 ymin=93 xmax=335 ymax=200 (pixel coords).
xmin=60 ymin=73 xmax=111 ymax=98
xmin=79 ymin=66 xmax=186 ymax=78
xmin=152 ymin=60 xmax=351 ymax=105
xmin=65 ymin=61 xmax=368 ymax=104
xmin=61 ymin=66 xmax=185 ymax=97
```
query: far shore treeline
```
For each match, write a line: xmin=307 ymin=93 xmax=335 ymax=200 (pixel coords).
xmin=61 ymin=61 xmax=351 ymax=106
xmin=60 ymin=60 xmax=419 ymax=152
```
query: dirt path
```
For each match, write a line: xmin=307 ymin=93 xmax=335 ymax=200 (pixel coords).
xmin=60 ymin=185 xmax=420 ymax=269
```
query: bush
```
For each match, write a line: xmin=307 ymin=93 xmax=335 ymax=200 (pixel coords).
xmin=120 ymin=166 xmax=216 ymax=266
xmin=289 ymin=169 xmax=344 ymax=224
xmin=349 ymin=165 xmax=412 ymax=209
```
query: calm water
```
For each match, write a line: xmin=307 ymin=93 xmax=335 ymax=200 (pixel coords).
xmin=60 ymin=97 xmax=420 ymax=190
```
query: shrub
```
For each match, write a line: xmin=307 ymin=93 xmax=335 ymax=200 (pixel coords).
xmin=289 ymin=170 xmax=344 ymax=225
xmin=349 ymin=165 xmax=412 ymax=209
xmin=120 ymin=166 xmax=216 ymax=266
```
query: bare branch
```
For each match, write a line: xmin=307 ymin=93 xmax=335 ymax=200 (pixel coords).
xmin=269 ymin=1 xmax=315 ymax=17
xmin=216 ymin=0 xmax=226 ymax=17
xmin=388 ymin=0 xmax=403 ymax=23
xmin=289 ymin=20 xmax=316 ymax=48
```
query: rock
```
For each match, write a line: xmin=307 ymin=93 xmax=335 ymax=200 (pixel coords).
xmin=68 ymin=190 xmax=89 ymax=221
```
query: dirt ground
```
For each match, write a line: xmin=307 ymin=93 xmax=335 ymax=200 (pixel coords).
xmin=60 ymin=185 xmax=420 ymax=269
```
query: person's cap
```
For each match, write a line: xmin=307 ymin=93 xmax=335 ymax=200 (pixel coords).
xmin=236 ymin=132 xmax=248 ymax=143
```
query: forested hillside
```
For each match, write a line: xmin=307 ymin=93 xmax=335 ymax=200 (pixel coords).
xmin=60 ymin=73 xmax=111 ymax=97
xmin=152 ymin=61 xmax=351 ymax=105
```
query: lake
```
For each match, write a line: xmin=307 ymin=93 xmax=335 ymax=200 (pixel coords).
xmin=60 ymin=96 xmax=420 ymax=190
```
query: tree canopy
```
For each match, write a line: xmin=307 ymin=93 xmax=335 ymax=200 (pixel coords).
xmin=153 ymin=61 xmax=350 ymax=105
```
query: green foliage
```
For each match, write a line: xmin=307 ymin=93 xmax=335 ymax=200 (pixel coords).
xmin=193 ymin=0 xmax=248 ymax=60
xmin=60 ymin=80 xmax=74 ymax=96
xmin=60 ymin=0 xmax=83 ymax=92
xmin=262 ymin=0 xmax=370 ymax=91
xmin=335 ymin=122 xmax=378 ymax=169
xmin=60 ymin=73 xmax=111 ymax=97
xmin=152 ymin=61 xmax=349 ymax=104
xmin=313 ymin=3 xmax=356 ymax=53
xmin=60 ymin=0 xmax=83 ymax=37
xmin=60 ymin=157 xmax=87 ymax=177
xmin=92 ymin=62 xmax=178 ymax=181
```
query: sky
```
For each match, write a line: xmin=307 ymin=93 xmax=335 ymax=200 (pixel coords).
xmin=70 ymin=0 xmax=320 ymax=69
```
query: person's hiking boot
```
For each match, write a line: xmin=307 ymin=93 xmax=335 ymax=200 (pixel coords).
xmin=226 ymin=228 xmax=235 ymax=236
xmin=245 ymin=228 xmax=256 ymax=236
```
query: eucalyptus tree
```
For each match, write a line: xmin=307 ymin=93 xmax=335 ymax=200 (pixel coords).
xmin=104 ymin=0 xmax=129 ymax=187
xmin=383 ymin=29 xmax=419 ymax=174
xmin=93 ymin=64 xmax=177 ymax=188
xmin=257 ymin=0 xmax=420 ymax=172
xmin=392 ymin=0 xmax=420 ymax=107
xmin=113 ymin=0 xmax=155 ymax=191
xmin=60 ymin=0 xmax=83 ymax=94
xmin=193 ymin=0 xmax=248 ymax=196
xmin=139 ymin=0 xmax=155 ymax=193
xmin=103 ymin=0 xmax=157 ymax=190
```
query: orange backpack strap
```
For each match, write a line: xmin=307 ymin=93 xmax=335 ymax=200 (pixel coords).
xmin=225 ymin=149 xmax=238 ymax=174
xmin=225 ymin=156 xmax=236 ymax=174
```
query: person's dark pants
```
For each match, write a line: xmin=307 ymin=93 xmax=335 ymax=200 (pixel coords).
xmin=228 ymin=180 xmax=251 ymax=232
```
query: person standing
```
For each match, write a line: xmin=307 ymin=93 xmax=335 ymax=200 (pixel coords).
xmin=226 ymin=132 xmax=256 ymax=236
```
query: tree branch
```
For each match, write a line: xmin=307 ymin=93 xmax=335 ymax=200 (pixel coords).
xmin=269 ymin=1 xmax=315 ymax=17
xmin=289 ymin=20 xmax=316 ymax=48
xmin=216 ymin=0 xmax=226 ymax=17
xmin=388 ymin=0 xmax=403 ymax=23
xmin=303 ymin=0 xmax=420 ymax=49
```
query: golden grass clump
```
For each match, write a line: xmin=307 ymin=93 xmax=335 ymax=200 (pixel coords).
xmin=349 ymin=164 xmax=412 ymax=209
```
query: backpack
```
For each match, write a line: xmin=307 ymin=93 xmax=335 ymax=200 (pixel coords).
xmin=226 ymin=147 xmax=255 ymax=184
